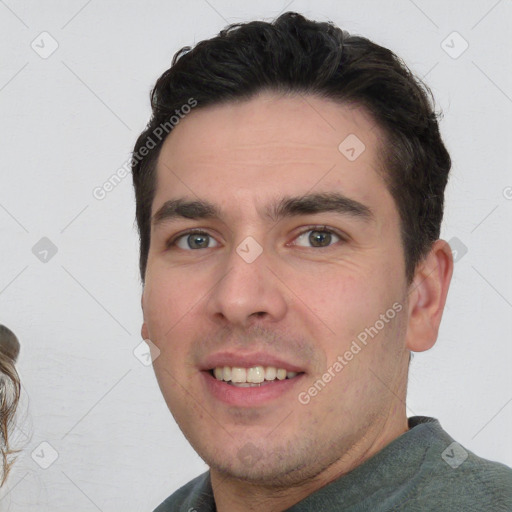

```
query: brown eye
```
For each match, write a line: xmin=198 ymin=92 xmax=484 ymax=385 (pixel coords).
xmin=309 ymin=230 xmax=333 ymax=247
xmin=294 ymin=228 xmax=341 ymax=248
xmin=174 ymin=231 xmax=219 ymax=250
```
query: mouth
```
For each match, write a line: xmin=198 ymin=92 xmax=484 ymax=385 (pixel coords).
xmin=200 ymin=354 xmax=306 ymax=406
xmin=209 ymin=365 xmax=303 ymax=387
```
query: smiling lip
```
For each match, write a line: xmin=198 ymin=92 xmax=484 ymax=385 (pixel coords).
xmin=201 ymin=370 xmax=305 ymax=407
xmin=199 ymin=351 xmax=306 ymax=407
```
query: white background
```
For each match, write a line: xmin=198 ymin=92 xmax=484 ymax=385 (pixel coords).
xmin=1 ymin=0 xmax=511 ymax=510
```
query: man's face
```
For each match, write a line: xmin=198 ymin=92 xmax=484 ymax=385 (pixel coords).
xmin=142 ymin=93 xmax=411 ymax=484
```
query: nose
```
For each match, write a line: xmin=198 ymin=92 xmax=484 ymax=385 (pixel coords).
xmin=205 ymin=242 xmax=288 ymax=328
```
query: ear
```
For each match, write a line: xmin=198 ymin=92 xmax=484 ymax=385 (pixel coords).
xmin=141 ymin=293 xmax=149 ymax=340
xmin=405 ymin=239 xmax=454 ymax=352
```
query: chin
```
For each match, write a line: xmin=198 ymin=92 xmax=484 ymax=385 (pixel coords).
xmin=201 ymin=444 xmax=316 ymax=487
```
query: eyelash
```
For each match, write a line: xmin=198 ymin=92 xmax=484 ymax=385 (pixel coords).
xmin=166 ymin=225 xmax=346 ymax=250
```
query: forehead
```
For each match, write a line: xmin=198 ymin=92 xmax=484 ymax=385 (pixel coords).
xmin=153 ymin=92 xmax=394 ymax=224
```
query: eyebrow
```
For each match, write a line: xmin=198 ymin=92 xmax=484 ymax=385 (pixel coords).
xmin=152 ymin=192 xmax=374 ymax=227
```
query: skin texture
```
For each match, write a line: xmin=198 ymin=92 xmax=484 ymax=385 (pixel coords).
xmin=141 ymin=92 xmax=453 ymax=512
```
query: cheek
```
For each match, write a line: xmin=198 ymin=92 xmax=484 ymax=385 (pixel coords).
xmin=305 ymin=267 xmax=376 ymax=329
xmin=143 ymin=272 xmax=200 ymax=399
xmin=142 ymin=268 xmax=196 ymax=345
xmin=145 ymin=257 xmax=209 ymax=314
xmin=301 ymin=264 xmax=402 ymax=354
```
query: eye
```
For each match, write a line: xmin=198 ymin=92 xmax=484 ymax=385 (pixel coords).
xmin=172 ymin=230 xmax=219 ymax=250
xmin=292 ymin=227 xmax=343 ymax=248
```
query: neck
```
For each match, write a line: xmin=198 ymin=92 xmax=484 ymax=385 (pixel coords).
xmin=211 ymin=410 xmax=409 ymax=512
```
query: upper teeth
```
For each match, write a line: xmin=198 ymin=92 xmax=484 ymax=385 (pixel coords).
xmin=213 ymin=366 xmax=298 ymax=383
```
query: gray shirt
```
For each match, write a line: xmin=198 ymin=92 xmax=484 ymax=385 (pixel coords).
xmin=153 ymin=416 xmax=512 ymax=511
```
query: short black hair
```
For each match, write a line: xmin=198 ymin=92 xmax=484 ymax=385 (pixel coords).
xmin=131 ymin=11 xmax=451 ymax=283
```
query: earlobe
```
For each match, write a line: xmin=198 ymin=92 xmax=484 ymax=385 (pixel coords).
xmin=405 ymin=240 xmax=454 ymax=353
xmin=141 ymin=322 xmax=149 ymax=340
